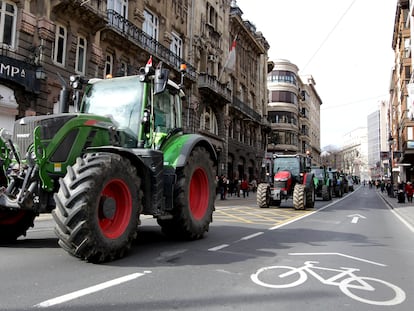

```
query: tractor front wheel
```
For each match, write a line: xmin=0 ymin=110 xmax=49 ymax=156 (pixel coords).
xmin=293 ymin=184 xmax=306 ymax=210
xmin=257 ymin=183 xmax=271 ymax=208
xmin=53 ymin=153 xmax=141 ymax=263
xmin=158 ymin=146 xmax=215 ymax=239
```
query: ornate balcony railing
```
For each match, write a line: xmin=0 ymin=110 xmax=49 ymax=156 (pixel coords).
xmin=107 ymin=10 xmax=196 ymax=80
xmin=232 ymin=96 xmax=262 ymax=123
xmin=198 ymin=73 xmax=232 ymax=102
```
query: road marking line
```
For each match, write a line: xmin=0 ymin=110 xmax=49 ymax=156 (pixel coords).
xmin=208 ymin=244 xmax=229 ymax=251
xmin=240 ymin=232 xmax=264 ymax=240
xmin=289 ymin=252 xmax=386 ymax=267
xmin=34 ymin=272 xmax=151 ymax=308
xmin=389 ymin=208 xmax=414 ymax=233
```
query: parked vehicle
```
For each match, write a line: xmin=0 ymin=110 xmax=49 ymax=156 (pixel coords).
xmin=0 ymin=60 xmax=217 ymax=263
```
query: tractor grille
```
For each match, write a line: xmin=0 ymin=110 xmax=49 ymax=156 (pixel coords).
xmin=274 ymin=180 xmax=287 ymax=189
xmin=13 ymin=114 xmax=76 ymax=159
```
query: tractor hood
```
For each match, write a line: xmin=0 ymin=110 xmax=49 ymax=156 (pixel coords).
xmin=275 ymin=170 xmax=291 ymax=181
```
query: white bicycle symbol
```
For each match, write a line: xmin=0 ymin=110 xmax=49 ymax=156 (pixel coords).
xmin=251 ymin=261 xmax=406 ymax=306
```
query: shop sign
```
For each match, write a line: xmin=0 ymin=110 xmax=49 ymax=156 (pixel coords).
xmin=0 ymin=55 xmax=40 ymax=93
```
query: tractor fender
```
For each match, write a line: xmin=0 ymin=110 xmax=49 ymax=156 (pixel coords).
xmin=303 ymin=172 xmax=315 ymax=190
xmin=84 ymin=146 xmax=156 ymax=186
xmin=161 ymin=133 xmax=217 ymax=169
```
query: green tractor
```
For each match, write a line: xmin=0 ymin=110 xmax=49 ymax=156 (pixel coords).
xmin=0 ymin=60 xmax=217 ymax=263
xmin=311 ymin=166 xmax=333 ymax=201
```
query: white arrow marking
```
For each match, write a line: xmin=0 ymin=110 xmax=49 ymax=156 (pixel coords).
xmin=348 ymin=214 xmax=366 ymax=224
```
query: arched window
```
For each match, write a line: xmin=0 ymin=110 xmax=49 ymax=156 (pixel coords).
xmin=0 ymin=1 xmax=17 ymax=48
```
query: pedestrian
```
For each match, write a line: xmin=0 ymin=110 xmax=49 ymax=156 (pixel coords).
xmin=241 ymin=178 xmax=249 ymax=198
xmin=405 ymin=181 xmax=413 ymax=203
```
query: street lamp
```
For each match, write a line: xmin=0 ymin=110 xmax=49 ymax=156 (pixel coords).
xmin=388 ymin=133 xmax=394 ymax=197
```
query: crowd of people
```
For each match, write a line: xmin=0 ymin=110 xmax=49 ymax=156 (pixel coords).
xmin=365 ymin=179 xmax=413 ymax=203
xmin=216 ymin=175 xmax=257 ymax=200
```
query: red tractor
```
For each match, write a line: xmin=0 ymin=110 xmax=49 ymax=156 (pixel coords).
xmin=257 ymin=154 xmax=315 ymax=210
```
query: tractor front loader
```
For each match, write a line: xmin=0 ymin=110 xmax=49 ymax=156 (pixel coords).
xmin=0 ymin=60 xmax=217 ymax=263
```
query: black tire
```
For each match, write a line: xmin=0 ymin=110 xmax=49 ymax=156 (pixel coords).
xmin=306 ymin=183 xmax=315 ymax=209
xmin=257 ymin=183 xmax=270 ymax=208
xmin=293 ymin=184 xmax=306 ymax=210
xmin=0 ymin=210 xmax=36 ymax=243
xmin=322 ymin=184 xmax=329 ymax=201
xmin=53 ymin=153 xmax=141 ymax=263
xmin=157 ymin=146 xmax=215 ymax=239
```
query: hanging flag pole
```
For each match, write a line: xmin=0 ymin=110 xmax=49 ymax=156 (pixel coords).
xmin=218 ymin=35 xmax=238 ymax=81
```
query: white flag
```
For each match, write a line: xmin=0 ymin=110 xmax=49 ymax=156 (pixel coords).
xmin=224 ymin=39 xmax=237 ymax=72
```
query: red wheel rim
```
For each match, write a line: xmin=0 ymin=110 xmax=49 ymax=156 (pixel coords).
xmin=189 ymin=167 xmax=209 ymax=220
xmin=98 ymin=179 xmax=132 ymax=239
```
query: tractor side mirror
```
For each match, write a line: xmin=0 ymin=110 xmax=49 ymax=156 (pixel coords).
xmin=154 ymin=68 xmax=169 ymax=95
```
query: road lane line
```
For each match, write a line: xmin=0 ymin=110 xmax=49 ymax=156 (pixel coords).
xmin=34 ymin=271 xmax=151 ymax=308
xmin=289 ymin=252 xmax=386 ymax=267
xmin=389 ymin=208 xmax=414 ymax=233
xmin=240 ymin=232 xmax=264 ymax=240
xmin=208 ymin=244 xmax=230 ymax=251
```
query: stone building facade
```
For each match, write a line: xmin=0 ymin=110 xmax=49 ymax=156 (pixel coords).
xmin=267 ymin=59 xmax=321 ymax=165
xmin=0 ymin=0 xmax=270 ymax=182
xmin=390 ymin=0 xmax=413 ymax=183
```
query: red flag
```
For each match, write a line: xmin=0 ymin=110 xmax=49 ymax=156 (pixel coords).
xmin=146 ymin=55 xmax=153 ymax=69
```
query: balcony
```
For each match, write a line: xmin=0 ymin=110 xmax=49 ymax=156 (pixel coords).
xmin=106 ymin=10 xmax=196 ymax=80
xmin=232 ymin=97 xmax=262 ymax=123
xmin=51 ymin=0 xmax=107 ymax=33
xmin=198 ymin=73 xmax=232 ymax=103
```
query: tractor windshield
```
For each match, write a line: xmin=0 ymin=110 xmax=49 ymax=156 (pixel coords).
xmin=274 ymin=157 xmax=300 ymax=177
xmin=81 ymin=76 xmax=144 ymax=138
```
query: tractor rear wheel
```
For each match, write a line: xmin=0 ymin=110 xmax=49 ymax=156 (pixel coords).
xmin=158 ymin=146 xmax=215 ymax=239
xmin=0 ymin=210 xmax=36 ymax=243
xmin=322 ymin=185 xmax=330 ymax=201
xmin=53 ymin=153 xmax=141 ymax=263
xmin=257 ymin=183 xmax=271 ymax=208
xmin=293 ymin=184 xmax=306 ymax=210
xmin=306 ymin=184 xmax=315 ymax=209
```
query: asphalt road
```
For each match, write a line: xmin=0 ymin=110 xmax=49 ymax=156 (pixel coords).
xmin=1 ymin=186 xmax=413 ymax=310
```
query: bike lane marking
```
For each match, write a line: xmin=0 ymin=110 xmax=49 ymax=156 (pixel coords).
xmin=288 ymin=252 xmax=386 ymax=267
xmin=250 ymin=261 xmax=406 ymax=306
xmin=34 ymin=271 xmax=151 ymax=308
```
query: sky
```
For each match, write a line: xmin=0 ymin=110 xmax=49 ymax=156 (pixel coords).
xmin=236 ymin=0 xmax=397 ymax=148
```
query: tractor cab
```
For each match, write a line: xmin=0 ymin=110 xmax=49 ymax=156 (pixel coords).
xmin=71 ymin=62 xmax=183 ymax=150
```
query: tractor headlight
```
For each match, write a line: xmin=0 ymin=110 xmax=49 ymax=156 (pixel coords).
xmin=0 ymin=128 xmax=12 ymax=141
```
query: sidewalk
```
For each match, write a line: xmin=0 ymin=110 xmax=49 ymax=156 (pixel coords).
xmin=378 ymin=190 xmax=414 ymax=229
xmin=215 ymin=192 xmax=257 ymax=207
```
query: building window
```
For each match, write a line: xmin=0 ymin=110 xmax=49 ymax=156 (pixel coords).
xmin=120 ymin=61 xmax=128 ymax=76
xmin=206 ymin=3 xmax=217 ymax=29
xmin=143 ymin=9 xmax=159 ymax=40
xmin=107 ymin=0 xmax=128 ymax=17
xmin=268 ymin=70 xmax=297 ymax=85
xmin=201 ymin=107 xmax=218 ymax=135
xmin=170 ymin=32 xmax=182 ymax=58
xmin=270 ymin=90 xmax=298 ymax=105
xmin=75 ymin=36 xmax=87 ymax=74
xmin=104 ymin=54 xmax=113 ymax=77
xmin=53 ymin=24 xmax=67 ymax=65
xmin=0 ymin=1 xmax=16 ymax=48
